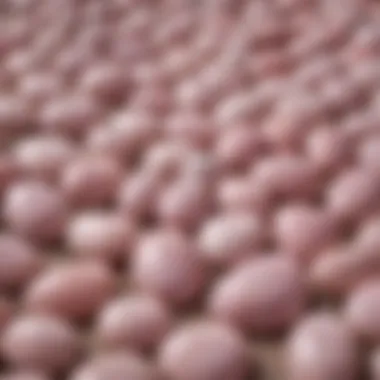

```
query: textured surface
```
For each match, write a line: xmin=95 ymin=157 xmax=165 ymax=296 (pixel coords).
xmin=1 ymin=1 xmax=380 ymax=379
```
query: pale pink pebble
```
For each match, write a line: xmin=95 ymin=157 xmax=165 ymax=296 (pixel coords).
xmin=252 ymin=155 xmax=321 ymax=200
xmin=132 ymin=229 xmax=206 ymax=306
xmin=1 ymin=314 xmax=80 ymax=373
xmin=18 ymin=72 xmax=64 ymax=106
xmin=96 ymin=294 xmax=172 ymax=352
xmin=107 ymin=111 xmax=159 ymax=153
xmin=263 ymin=94 xmax=322 ymax=148
xmin=214 ymin=91 xmax=269 ymax=128
xmin=198 ymin=213 xmax=264 ymax=267
xmin=0 ymin=233 xmax=42 ymax=291
xmin=274 ymin=204 xmax=337 ymax=264
xmin=215 ymin=127 xmax=262 ymax=170
xmin=61 ymin=154 xmax=123 ymax=207
xmin=290 ymin=24 xmax=331 ymax=60
xmin=345 ymin=280 xmax=380 ymax=342
xmin=209 ymin=256 xmax=305 ymax=333
xmin=326 ymin=168 xmax=380 ymax=220
xmin=349 ymin=25 xmax=380 ymax=60
xmin=118 ymin=172 xmax=160 ymax=220
xmin=0 ymin=96 xmax=33 ymax=135
xmin=156 ymin=177 xmax=211 ymax=230
xmin=305 ymin=126 xmax=351 ymax=171
xmin=215 ymin=80 xmax=283 ymax=126
xmin=175 ymin=78 xmax=216 ymax=111
xmin=195 ymin=62 xmax=247 ymax=106
xmin=3 ymin=181 xmax=67 ymax=242
xmin=24 ymin=261 xmax=115 ymax=320
xmin=39 ymin=94 xmax=102 ymax=138
xmin=80 ymin=62 xmax=128 ymax=102
xmin=320 ymin=78 xmax=364 ymax=116
xmin=161 ymin=47 xmax=200 ymax=81
xmin=85 ymin=126 xmax=132 ymax=162
xmin=216 ymin=176 xmax=265 ymax=213
xmin=309 ymin=244 xmax=380 ymax=297
xmin=67 ymin=211 xmax=135 ymax=261
xmin=159 ymin=320 xmax=250 ymax=380
xmin=140 ymin=142 xmax=192 ymax=182
xmin=13 ymin=136 xmax=74 ymax=182
xmin=286 ymin=312 xmax=359 ymax=380
xmin=4 ymin=50 xmax=40 ymax=77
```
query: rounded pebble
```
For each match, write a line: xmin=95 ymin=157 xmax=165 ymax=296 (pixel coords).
xmin=209 ymin=256 xmax=305 ymax=333
xmin=286 ymin=312 xmax=359 ymax=380
xmin=96 ymin=294 xmax=172 ymax=352
xmin=67 ymin=211 xmax=135 ymax=261
xmin=326 ymin=169 xmax=380 ymax=220
xmin=274 ymin=204 xmax=336 ymax=264
xmin=198 ymin=213 xmax=264 ymax=267
xmin=156 ymin=176 xmax=211 ymax=230
xmin=3 ymin=181 xmax=67 ymax=242
xmin=0 ymin=233 xmax=41 ymax=291
xmin=215 ymin=127 xmax=262 ymax=170
xmin=99 ymin=111 xmax=158 ymax=160
xmin=24 ymin=261 xmax=115 ymax=320
xmin=80 ymin=62 xmax=128 ymax=102
xmin=159 ymin=320 xmax=250 ymax=380
xmin=132 ymin=229 xmax=206 ymax=306
xmin=62 ymin=154 xmax=123 ymax=207
xmin=39 ymin=95 xmax=102 ymax=138
xmin=118 ymin=172 xmax=161 ymax=220
xmin=305 ymin=126 xmax=350 ymax=172
xmin=216 ymin=176 xmax=264 ymax=213
xmin=309 ymin=242 xmax=380 ymax=297
xmin=345 ymin=280 xmax=380 ymax=343
xmin=19 ymin=71 xmax=64 ymax=107
xmin=13 ymin=136 xmax=74 ymax=182
xmin=252 ymin=155 xmax=321 ymax=201
xmin=1 ymin=314 xmax=80 ymax=373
